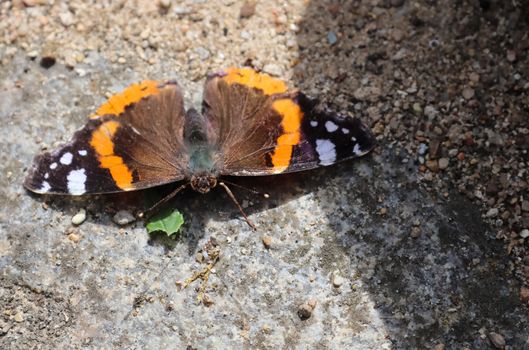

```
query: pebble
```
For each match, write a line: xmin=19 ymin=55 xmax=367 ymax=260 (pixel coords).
xmin=59 ymin=11 xmax=75 ymax=27
xmin=488 ymin=332 xmax=506 ymax=349
xmin=332 ymin=271 xmax=344 ymax=287
xmin=113 ymin=210 xmax=136 ymax=226
xmin=14 ymin=312 xmax=24 ymax=323
xmin=261 ymin=235 xmax=272 ymax=249
xmin=433 ymin=344 xmax=445 ymax=350
xmin=27 ymin=50 xmax=38 ymax=59
xmin=522 ymin=201 xmax=529 ymax=212
xmin=418 ymin=143 xmax=427 ymax=155
xmin=239 ymin=1 xmax=256 ymax=19
xmin=297 ymin=299 xmax=317 ymax=320
xmin=462 ymin=87 xmax=475 ymax=100
xmin=297 ymin=303 xmax=313 ymax=320
xmin=240 ymin=31 xmax=252 ymax=40
xmin=410 ymin=226 xmax=421 ymax=238
xmin=520 ymin=229 xmax=529 ymax=239
xmin=391 ymin=29 xmax=404 ymax=42
xmin=521 ymin=287 xmax=529 ymax=302
xmin=327 ymin=31 xmax=338 ymax=45
xmin=195 ymin=47 xmax=210 ymax=61
xmin=424 ymin=105 xmax=438 ymax=119
xmin=159 ymin=0 xmax=171 ymax=8
xmin=263 ymin=63 xmax=282 ymax=76
xmin=485 ymin=208 xmax=499 ymax=218
xmin=412 ymin=102 xmax=422 ymax=115
xmin=426 ymin=159 xmax=439 ymax=172
xmin=71 ymin=209 xmax=86 ymax=226
xmin=438 ymin=158 xmax=449 ymax=170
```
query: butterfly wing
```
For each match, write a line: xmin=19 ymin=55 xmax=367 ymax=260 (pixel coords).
xmin=202 ymin=68 xmax=376 ymax=176
xmin=24 ymin=81 xmax=188 ymax=195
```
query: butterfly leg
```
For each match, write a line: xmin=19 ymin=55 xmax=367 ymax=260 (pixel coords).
xmin=218 ymin=182 xmax=257 ymax=230
xmin=219 ymin=179 xmax=270 ymax=199
xmin=138 ymin=182 xmax=189 ymax=220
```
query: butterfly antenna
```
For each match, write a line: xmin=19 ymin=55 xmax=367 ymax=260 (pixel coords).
xmin=220 ymin=179 xmax=270 ymax=199
xmin=218 ymin=182 xmax=257 ymax=230
xmin=138 ymin=182 xmax=189 ymax=220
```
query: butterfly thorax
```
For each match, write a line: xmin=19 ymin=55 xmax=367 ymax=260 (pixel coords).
xmin=185 ymin=108 xmax=218 ymax=193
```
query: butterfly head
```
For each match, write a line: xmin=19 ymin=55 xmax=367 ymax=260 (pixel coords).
xmin=190 ymin=173 xmax=217 ymax=194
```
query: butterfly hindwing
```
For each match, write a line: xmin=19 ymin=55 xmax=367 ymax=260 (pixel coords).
xmin=286 ymin=93 xmax=376 ymax=172
xmin=203 ymin=68 xmax=376 ymax=176
xmin=24 ymin=81 xmax=187 ymax=195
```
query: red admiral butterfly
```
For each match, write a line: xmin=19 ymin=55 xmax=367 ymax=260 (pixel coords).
xmin=24 ymin=68 xmax=376 ymax=228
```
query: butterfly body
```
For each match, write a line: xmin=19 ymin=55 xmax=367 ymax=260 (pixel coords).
xmin=24 ymin=68 xmax=376 ymax=214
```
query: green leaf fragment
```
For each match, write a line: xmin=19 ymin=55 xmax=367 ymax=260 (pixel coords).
xmin=146 ymin=209 xmax=184 ymax=236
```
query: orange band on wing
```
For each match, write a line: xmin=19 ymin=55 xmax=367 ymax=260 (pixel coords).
xmin=90 ymin=80 xmax=160 ymax=119
xmin=223 ymin=67 xmax=288 ymax=95
xmin=269 ymin=99 xmax=303 ymax=172
xmin=89 ymin=121 xmax=133 ymax=190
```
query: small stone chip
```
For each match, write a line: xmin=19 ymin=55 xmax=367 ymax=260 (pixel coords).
xmin=68 ymin=233 xmax=80 ymax=243
xmin=13 ymin=312 xmax=24 ymax=323
xmin=71 ymin=209 xmax=86 ymax=226
xmin=261 ymin=235 xmax=272 ymax=249
xmin=332 ymin=271 xmax=344 ymax=287
xmin=488 ymin=332 xmax=506 ymax=349
xmin=113 ymin=210 xmax=136 ymax=226
xmin=438 ymin=158 xmax=449 ymax=170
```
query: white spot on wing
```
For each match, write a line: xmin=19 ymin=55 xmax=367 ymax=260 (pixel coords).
xmin=67 ymin=169 xmax=87 ymax=195
xmin=44 ymin=173 xmax=49 ymax=179
xmin=310 ymin=120 xmax=318 ymax=127
xmin=325 ymin=121 xmax=339 ymax=133
xmin=60 ymin=152 xmax=73 ymax=165
xmin=342 ymin=128 xmax=350 ymax=134
xmin=40 ymin=181 xmax=51 ymax=192
xmin=351 ymin=136 xmax=357 ymax=142
xmin=78 ymin=150 xmax=87 ymax=156
xmin=353 ymin=143 xmax=362 ymax=155
xmin=315 ymin=139 xmax=336 ymax=166
xmin=50 ymin=162 xmax=58 ymax=169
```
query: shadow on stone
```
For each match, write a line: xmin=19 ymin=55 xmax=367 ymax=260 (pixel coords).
xmin=295 ymin=0 xmax=529 ymax=348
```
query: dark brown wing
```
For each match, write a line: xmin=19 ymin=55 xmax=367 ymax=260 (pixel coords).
xmin=202 ymin=68 xmax=376 ymax=176
xmin=24 ymin=80 xmax=188 ymax=195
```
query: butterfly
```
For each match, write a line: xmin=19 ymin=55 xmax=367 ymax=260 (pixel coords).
xmin=24 ymin=67 xmax=376 ymax=229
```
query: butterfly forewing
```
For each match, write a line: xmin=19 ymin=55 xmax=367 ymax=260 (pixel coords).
xmin=24 ymin=81 xmax=188 ymax=195
xmin=203 ymin=68 xmax=376 ymax=176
